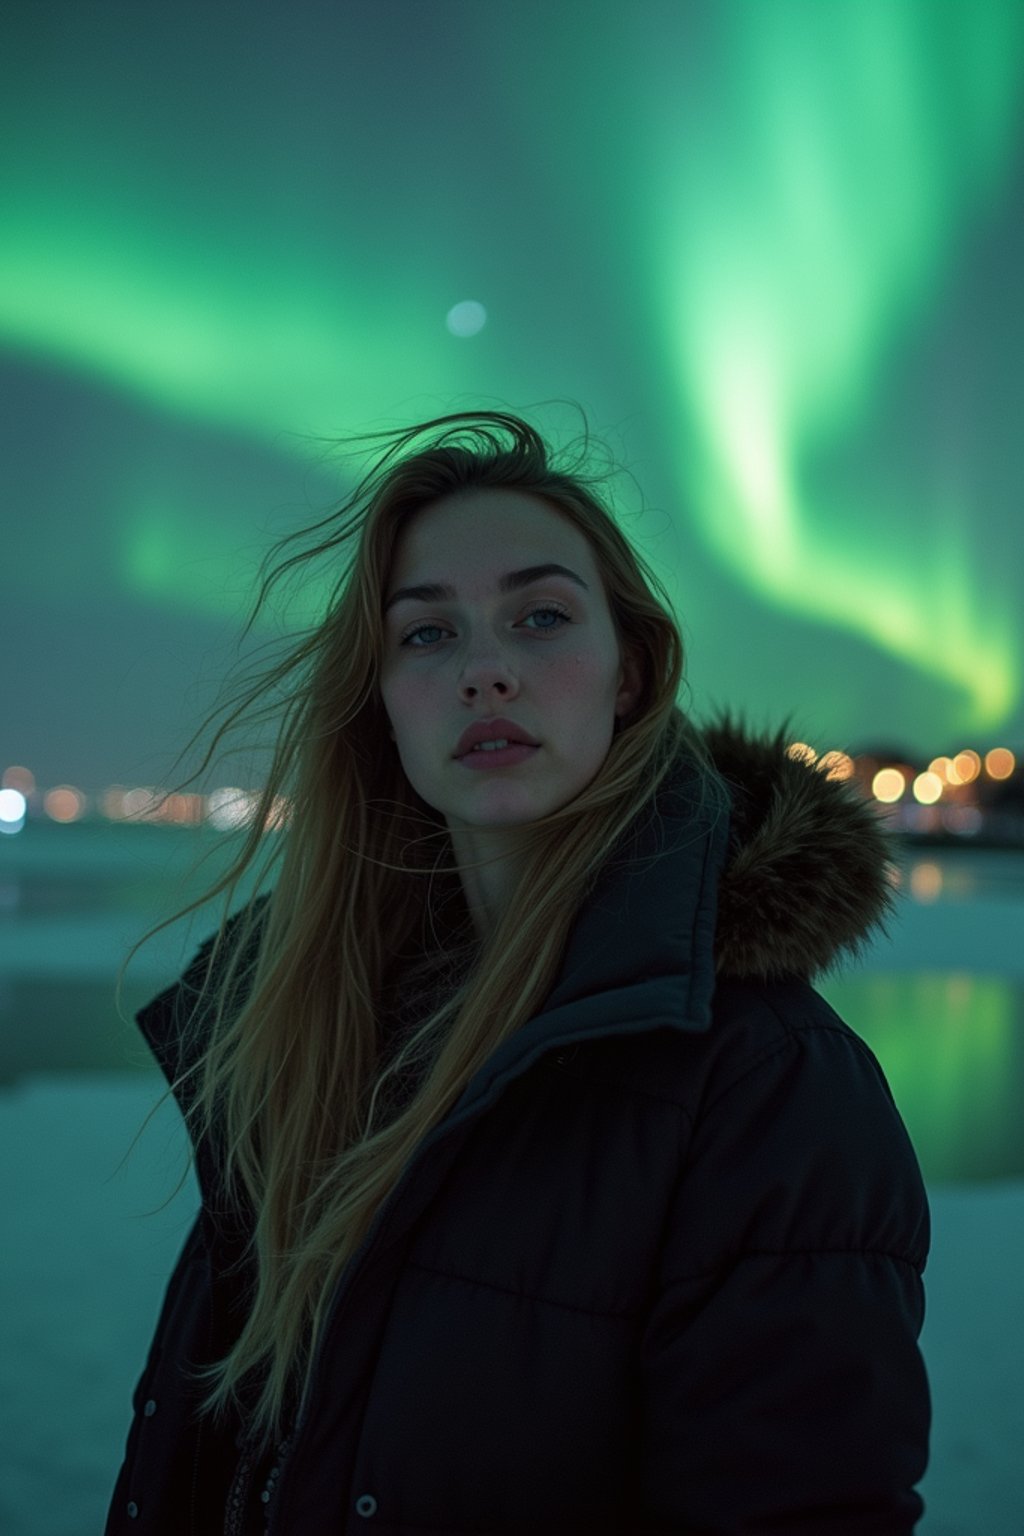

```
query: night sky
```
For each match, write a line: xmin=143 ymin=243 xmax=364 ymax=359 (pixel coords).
xmin=3 ymin=0 xmax=1023 ymax=796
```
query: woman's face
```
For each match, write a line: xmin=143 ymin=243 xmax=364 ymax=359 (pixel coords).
xmin=379 ymin=488 xmax=641 ymax=838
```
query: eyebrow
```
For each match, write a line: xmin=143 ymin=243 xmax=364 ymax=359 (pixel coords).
xmin=384 ymin=563 xmax=590 ymax=614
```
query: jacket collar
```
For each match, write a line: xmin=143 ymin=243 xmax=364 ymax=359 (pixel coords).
xmin=187 ymin=712 xmax=899 ymax=1070
xmin=466 ymin=710 xmax=902 ymax=1093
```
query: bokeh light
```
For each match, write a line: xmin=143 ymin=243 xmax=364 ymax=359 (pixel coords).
xmin=44 ymin=786 xmax=86 ymax=822
xmin=873 ymin=768 xmax=908 ymax=804
xmin=984 ymin=748 xmax=1015 ymax=780
xmin=0 ymin=787 xmax=27 ymax=834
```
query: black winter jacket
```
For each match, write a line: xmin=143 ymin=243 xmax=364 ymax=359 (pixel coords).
xmin=105 ymin=716 xmax=931 ymax=1534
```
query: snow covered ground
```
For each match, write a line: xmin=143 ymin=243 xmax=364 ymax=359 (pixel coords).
xmin=2 ymin=836 xmax=1023 ymax=1534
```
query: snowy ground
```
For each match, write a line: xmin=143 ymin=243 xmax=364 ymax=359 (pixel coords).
xmin=2 ymin=838 xmax=1023 ymax=1534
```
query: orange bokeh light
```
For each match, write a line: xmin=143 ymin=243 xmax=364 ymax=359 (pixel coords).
xmin=44 ymin=786 xmax=86 ymax=822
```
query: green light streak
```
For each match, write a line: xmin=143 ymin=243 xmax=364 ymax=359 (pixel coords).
xmin=656 ymin=0 xmax=1023 ymax=728
xmin=0 ymin=220 xmax=445 ymax=446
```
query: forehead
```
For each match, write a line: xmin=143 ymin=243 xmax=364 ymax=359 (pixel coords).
xmin=393 ymin=488 xmax=589 ymax=571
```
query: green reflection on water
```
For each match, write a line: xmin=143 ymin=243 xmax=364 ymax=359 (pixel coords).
xmin=819 ymin=972 xmax=1022 ymax=1185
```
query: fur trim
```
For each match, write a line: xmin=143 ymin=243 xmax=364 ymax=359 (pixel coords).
xmin=700 ymin=710 xmax=904 ymax=984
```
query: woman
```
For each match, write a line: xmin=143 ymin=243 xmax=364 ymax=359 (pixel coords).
xmin=105 ymin=411 xmax=930 ymax=1535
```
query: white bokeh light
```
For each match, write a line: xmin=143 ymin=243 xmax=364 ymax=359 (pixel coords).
xmin=0 ymin=787 xmax=27 ymax=834
xmin=207 ymin=787 xmax=257 ymax=830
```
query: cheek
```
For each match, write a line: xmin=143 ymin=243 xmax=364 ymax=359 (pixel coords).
xmin=552 ymin=652 xmax=616 ymax=709
xmin=391 ymin=676 xmax=421 ymax=710
xmin=382 ymin=673 xmax=430 ymax=732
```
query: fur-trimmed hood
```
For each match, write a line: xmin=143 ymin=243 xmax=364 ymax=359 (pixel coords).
xmin=701 ymin=710 xmax=902 ymax=983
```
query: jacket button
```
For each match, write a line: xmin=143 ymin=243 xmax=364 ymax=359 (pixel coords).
xmin=355 ymin=1493 xmax=378 ymax=1517
xmin=127 ymin=1503 xmax=139 ymax=1518
xmin=143 ymin=1399 xmax=157 ymax=1416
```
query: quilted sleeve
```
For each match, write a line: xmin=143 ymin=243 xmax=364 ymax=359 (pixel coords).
xmin=636 ymin=1005 xmax=931 ymax=1533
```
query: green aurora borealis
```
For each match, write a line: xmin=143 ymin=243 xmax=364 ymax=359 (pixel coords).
xmin=2 ymin=0 xmax=1023 ymax=789
xmin=661 ymin=2 xmax=1023 ymax=726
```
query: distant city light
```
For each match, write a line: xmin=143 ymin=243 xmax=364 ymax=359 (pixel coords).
xmin=7 ymin=732 xmax=1022 ymax=845
xmin=952 ymin=749 xmax=981 ymax=785
xmin=0 ymin=787 xmax=27 ymax=834
xmin=44 ymin=785 xmax=86 ymax=822
xmin=121 ymin=788 xmax=160 ymax=821
xmin=102 ymin=786 xmax=129 ymax=819
xmin=909 ymin=862 xmax=944 ymax=903
xmin=985 ymin=748 xmax=1015 ymax=780
xmin=912 ymin=772 xmax=943 ymax=805
xmin=264 ymin=795 xmax=292 ymax=832
xmin=873 ymin=767 xmax=908 ymax=803
xmin=163 ymin=793 xmax=205 ymax=825
xmin=817 ymin=750 xmax=854 ymax=781
xmin=783 ymin=743 xmax=855 ymax=780
xmin=207 ymin=787 xmax=258 ymax=830
xmin=2 ymin=765 xmax=35 ymax=795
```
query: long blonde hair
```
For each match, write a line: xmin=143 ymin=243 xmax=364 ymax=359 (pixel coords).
xmin=116 ymin=407 xmax=730 ymax=1455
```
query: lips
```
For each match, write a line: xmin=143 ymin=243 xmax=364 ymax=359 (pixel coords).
xmin=454 ymin=717 xmax=541 ymax=758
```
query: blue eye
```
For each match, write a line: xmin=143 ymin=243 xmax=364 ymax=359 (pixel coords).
xmin=400 ymin=603 xmax=572 ymax=648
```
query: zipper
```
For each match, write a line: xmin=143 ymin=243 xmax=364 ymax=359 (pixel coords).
xmin=257 ymin=1431 xmax=294 ymax=1532
xmin=223 ymin=1437 xmax=259 ymax=1536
